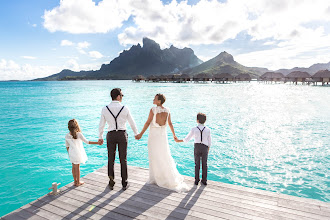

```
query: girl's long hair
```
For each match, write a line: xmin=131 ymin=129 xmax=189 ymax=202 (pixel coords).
xmin=68 ymin=119 xmax=81 ymax=139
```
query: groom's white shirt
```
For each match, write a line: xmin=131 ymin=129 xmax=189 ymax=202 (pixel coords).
xmin=183 ymin=124 xmax=211 ymax=147
xmin=98 ymin=101 xmax=138 ymax=139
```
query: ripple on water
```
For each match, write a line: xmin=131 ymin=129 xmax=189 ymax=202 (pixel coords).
xmin=0 ymin=81 xmax=329 ymax=217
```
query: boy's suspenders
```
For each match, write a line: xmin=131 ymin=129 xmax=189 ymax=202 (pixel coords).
xmin=197 ymin=126 xmax=206 ymax=143
xmin=106 ymin=106 xmax=125 ymax=130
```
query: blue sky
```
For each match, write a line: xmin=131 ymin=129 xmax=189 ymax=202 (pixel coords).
xmin=1 ymin=0 xmax=330 ymax=80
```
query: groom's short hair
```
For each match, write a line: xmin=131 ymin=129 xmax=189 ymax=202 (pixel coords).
xmin=111 ymin=88 xmax=122 ymax=100
xmin=197 ymin=113 xmax=206 ymax=124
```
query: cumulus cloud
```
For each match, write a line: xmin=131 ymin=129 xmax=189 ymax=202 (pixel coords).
xmin=43 ymin=0 xmax=132 ymax=34
xmin=77 ymin=41 xmax=90 ymax=49
xmin=0 ymin=59 xmax=62 ymax=81
xmin=44 ymin=0 xmax=330 ymax=45
xmin=0 ymin=58 xmax=105 ymax=81
xmin=61 ymin=40 xmax=74 ymax=46
xmin=43 ymin=0 xmax=330 ymax=69
xmin=63 ymin=59 xmax=105 ymax=71
xmin=88 ymin=51 xmax=103 ymax=59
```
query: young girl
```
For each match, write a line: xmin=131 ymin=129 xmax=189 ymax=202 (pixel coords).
xmin=65 ymin=119 xmax=99 ymax=186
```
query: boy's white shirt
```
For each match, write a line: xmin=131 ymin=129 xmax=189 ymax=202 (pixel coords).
xmin=183 ymin=123 xmax=211 ymax=147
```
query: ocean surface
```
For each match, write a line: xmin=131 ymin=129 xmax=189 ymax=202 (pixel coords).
xmin=0 ymin=80 xmax=329 ymax=216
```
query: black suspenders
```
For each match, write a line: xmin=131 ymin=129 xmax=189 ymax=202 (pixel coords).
xmin=106 ymin=106 xmax=125 ymax=130
xmin=197 ymin=126 xmax=206 ymax=143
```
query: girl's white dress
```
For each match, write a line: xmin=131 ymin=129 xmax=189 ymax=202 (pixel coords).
xmin=147 ymin=106 xmax=189 ymax=192
xmin=65 ymin=132 xmax=88 ymax=164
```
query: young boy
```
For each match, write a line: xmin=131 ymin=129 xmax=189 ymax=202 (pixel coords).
xmin=175 ymin=113 xmax=211 ymax=185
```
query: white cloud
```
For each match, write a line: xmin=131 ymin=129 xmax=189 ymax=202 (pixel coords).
xmin=77 ymin=41 xmax=90 ymax=54
xmin=32 ymin=24 xmax=37 ymax=27
xmin=61 ymin=40 xmax=74 ymax=46
xmin=45 ymin=0 xmax=330 ymax=47
xmin=0 ymin=59 xmax=62 ymax=81
xmin=43 ymin=0 xmax=330 ymax=69
xmin=60 ymin=40 xmax=91 ymax=54
xmin=119 ymin=0 xmax=250 ymax=48
xmin=77 ymin=41 xmax=90 ymax=49
xmin=21 ymin=56 xmax=37 ymax=60
xmin=43 ymin=0 xmax=132 ymax=34
xmin=88 ymin=51 xmax=103 ymax=59
xmin=0 ymin=58 xmax=105 ymax=81
xmin=63 ymin=59 xmax=105 ymax=71
xmin=64 ymin=59 xmax=80 ymax=71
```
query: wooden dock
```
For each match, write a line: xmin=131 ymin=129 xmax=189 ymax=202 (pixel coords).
xmin=2 ymin=164 xmax=330 ymax=220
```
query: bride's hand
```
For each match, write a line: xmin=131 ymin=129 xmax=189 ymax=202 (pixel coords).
xmin=135 ymin=133 xmax=142 ymax=140
xmin=173 ymin=136 xmax=178 ymax=141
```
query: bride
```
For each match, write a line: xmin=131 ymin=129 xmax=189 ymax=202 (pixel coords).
xmin=136 ymin=94 xmax=188 ymax=192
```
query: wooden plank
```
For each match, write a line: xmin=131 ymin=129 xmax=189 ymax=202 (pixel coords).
xmin=2 ymin=163 xmax=329 ymax=220
xmin=83 ymin=173 xmax=286 ymax=220
xmin=86 ymin=172 xmax=311 ymax=220
xmin=62 ymin=180 xmax=219 ymax=220
xmin=94 ymin=165 xmax=330 ymax=219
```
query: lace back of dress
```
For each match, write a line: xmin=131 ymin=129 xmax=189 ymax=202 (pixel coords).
xmin=153 ymin=106 xmax=169 ymax=127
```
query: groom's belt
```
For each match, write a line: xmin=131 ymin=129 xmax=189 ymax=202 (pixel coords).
xmin=109 ymin=130 xmax=126 ymax=132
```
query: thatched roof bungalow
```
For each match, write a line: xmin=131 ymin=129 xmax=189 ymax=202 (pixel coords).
xmin=259 ymin=72 xmax=284 ymax=82
xmin=213 ymin=73 xmax=234 ymax=83
xmin=312 ymin=70 xmax=330 ymax=85
xmin=174 ymin=74 xmax=191 ymax=82
xmin=193 ymin=73 xmax=212 ymax=82
xmin=235 ymin=73 xmax=251 ymax=82
xmin=146 ymin=75 xmax=157 ymax=82
xmin=158 ymin=75 xmax=168 ymax=82
xmin=285 ymin=71 xmax=311 ymax=84
xmin=132 ymin=75 xmax=145 ymax=82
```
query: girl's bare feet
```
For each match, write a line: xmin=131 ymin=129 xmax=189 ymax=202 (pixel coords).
xmin=74 ymin=181 xmax=78 ymax=186
xmin=76 ymin=181 xmax=84 ymax=186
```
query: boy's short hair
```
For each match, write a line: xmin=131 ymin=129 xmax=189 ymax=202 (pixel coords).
xmin=111 ymin=88 xmax=122 ymax=100
xmin=197 ymin=113 xmax=206 ymax=124
xmin=156 ymin=93 xmax=166 ymax=104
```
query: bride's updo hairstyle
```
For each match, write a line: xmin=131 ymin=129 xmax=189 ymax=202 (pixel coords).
xmin=156 ymin=93 xmax=166 ymax=104
xmin=68 ymin=119 xmax=81 ymax=139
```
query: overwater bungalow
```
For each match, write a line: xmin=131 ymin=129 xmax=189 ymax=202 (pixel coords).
xmin=311 ymin=69 xmax=330 ymax=85
xmin=259 ymin=72 xmax=284 ymax=83
xmin=193 ymin=73 xmax=212 ymax=83
xmin=158 ymin=75 xmax=168 ymax=82
xmin=285 ymin=71 xmax=311 ymax=84
xmin=213 ymin=73 xmax=234 ymax=83
xmin=146 ymin=75 xmax=158 ymax=82
xmin=167 ymin=74 xmax=176 ymax=82
xmin=235 ymin=73 xmax=251 ymax=82
xmin=174 ymin=74 xmax=191 ymax=83
xmin=132 ymin=75 xmax=145 ymax=82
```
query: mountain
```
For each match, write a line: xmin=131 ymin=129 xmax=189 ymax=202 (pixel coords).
xmin=276 ymin=62 xmax=330 ymax=75
xmin=182 ymin=51 xmax=267 ymax=78
xmin=36 ymin=37 xmax=202 ymax=80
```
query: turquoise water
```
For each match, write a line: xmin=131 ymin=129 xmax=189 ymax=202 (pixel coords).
xmin=0 ymin=80 xmax=329 ymax=216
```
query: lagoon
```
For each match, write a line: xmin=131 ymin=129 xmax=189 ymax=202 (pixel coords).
xmin=0 ymin=80 xmax=329 ymax=217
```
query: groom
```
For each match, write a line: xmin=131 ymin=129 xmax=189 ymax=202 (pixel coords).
xmin=98 ymin=88 xmax=139 ymax=190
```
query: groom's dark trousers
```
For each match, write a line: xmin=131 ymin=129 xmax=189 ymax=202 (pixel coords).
xmin=107 ymin=130 xmax=128 ymax=187
xmin=194 ymin=143 xmax=208 ymax=183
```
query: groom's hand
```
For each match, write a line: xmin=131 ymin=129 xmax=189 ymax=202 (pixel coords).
xmin=98 ymin=139 xmax=104 ymax=145
xmin=135 ymin=134 xmax=141 ymax=140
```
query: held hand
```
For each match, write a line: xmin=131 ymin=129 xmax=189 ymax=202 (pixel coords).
xmin=98 ymin=139 xmax=104 ymax=145
xmin=135 ymin=133 xmax=142 ymax=140
xmin=173 ymin=136 xmax=178 ymax=141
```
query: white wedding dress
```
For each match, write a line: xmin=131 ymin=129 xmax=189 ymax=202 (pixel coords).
xmin=147 ymin=106 xmax=189 ymax=192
